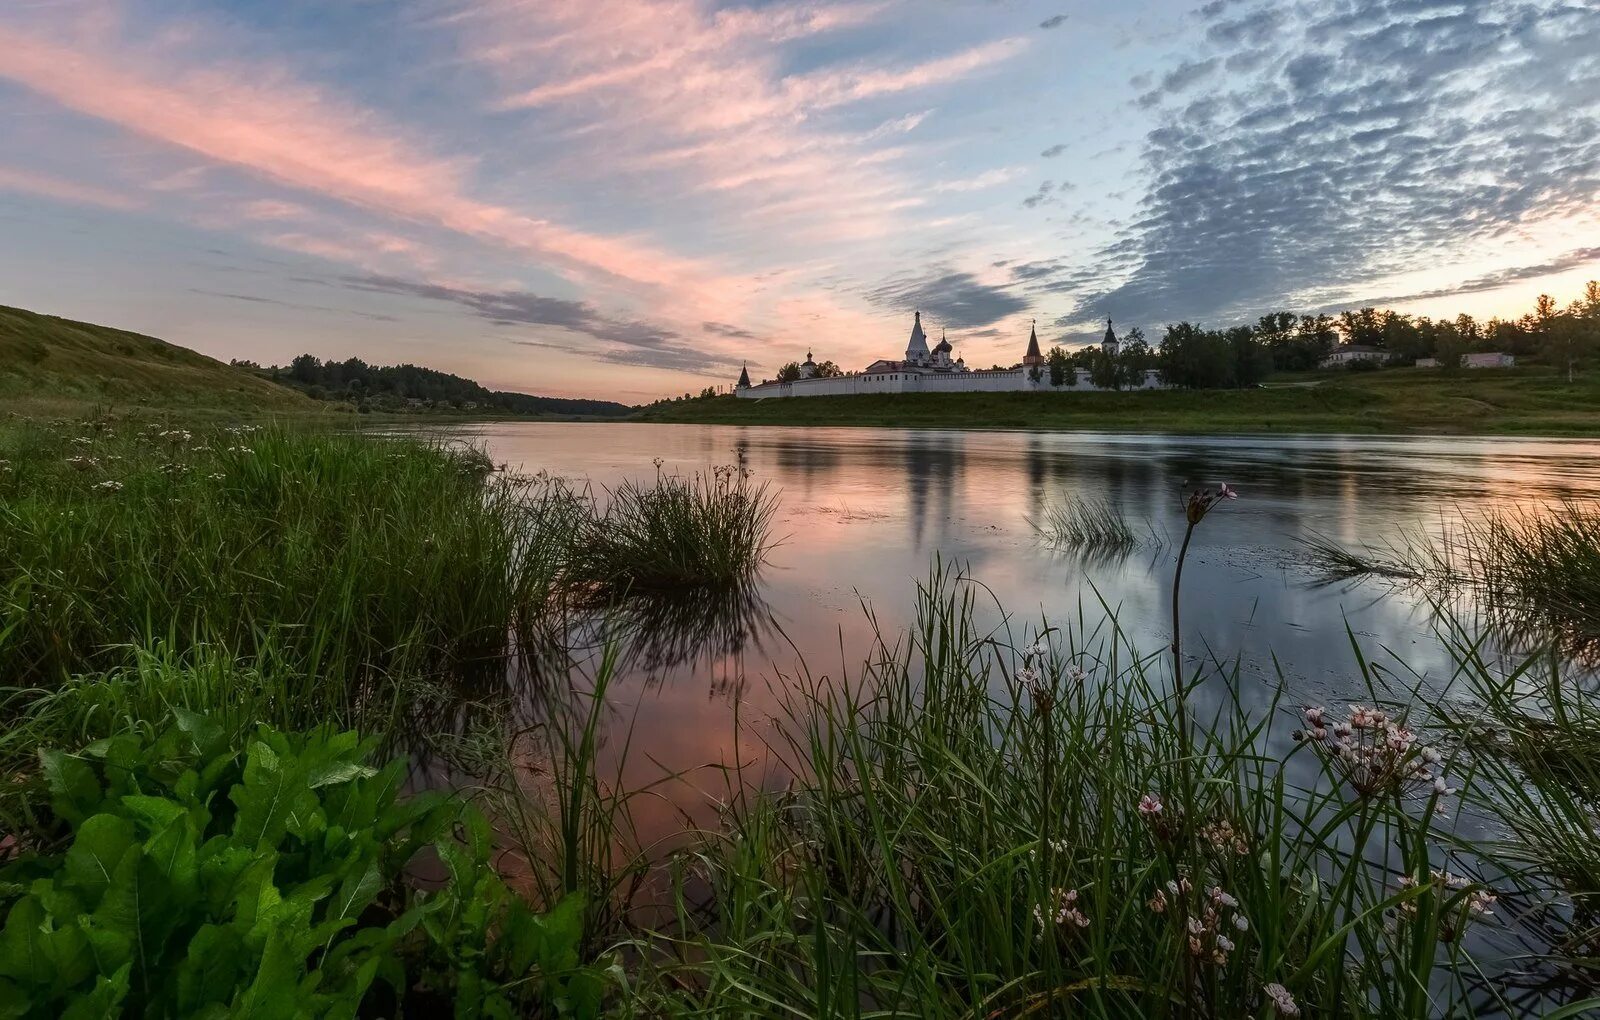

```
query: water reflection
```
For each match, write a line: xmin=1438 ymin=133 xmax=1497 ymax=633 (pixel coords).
xmin=589 ymin=582 xmax=779 ymax=686
xmin=415 ymin=421 xmax=1600 ymax=817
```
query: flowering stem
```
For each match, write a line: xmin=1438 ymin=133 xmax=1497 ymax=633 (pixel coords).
xmin=1170 ymin=519 xmax=1197 ymax=761
xmin=1171 ymin=524 xmax=1196 ymax=706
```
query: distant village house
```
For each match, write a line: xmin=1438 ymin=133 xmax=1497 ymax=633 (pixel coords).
xmin=1319 ymin=344 xmax=1387 ymax=368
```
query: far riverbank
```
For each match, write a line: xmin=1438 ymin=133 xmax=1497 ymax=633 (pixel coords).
xmin=635 ymin=366 xmax=1600 ymax=436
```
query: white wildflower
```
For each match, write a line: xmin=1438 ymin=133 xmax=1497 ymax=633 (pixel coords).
xmin=1264 ymin=982 xmax=1299 ymax=1016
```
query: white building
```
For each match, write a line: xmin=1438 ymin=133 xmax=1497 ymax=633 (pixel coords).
xmin=735 ymin=314 xmax=1162 ymax=399
xmin=1320 ymin=344 xmax=1387 ymax=368
xmin=1416 ymin=352 xmax=1516 ymax=369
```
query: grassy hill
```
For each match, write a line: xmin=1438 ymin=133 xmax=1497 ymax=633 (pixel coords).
xmin=637 ymin=367 xmax=1600 ymax=436
xmin=0 ymin=304 xmax=313 ymax=413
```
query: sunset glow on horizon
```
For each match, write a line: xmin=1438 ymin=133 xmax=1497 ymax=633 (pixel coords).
xmin=1 ymin=0 xmax=1596 ymax=402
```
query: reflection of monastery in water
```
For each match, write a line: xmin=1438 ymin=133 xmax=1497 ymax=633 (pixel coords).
xmin=735 ymin=313 xmax=1162 ymax=399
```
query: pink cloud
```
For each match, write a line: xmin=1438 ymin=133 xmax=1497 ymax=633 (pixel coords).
xmin=0 ymin=19 xmax=718 ymax=298
xmin=457 ymin=0 xmax=1025 ymax=250
xmin=0 ymin=163 xmax=142 ymax=210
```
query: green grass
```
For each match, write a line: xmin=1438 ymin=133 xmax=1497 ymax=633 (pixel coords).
xmin=6 ymin=414 xmax=1600 ymax=1016
xmin=1304 ymin=503 xmax=1600 ymax=648
xmin=567 ymin=468 xmax=779 ymax=596
xmin=0 ymin=417 xmax=586 ymax=704
xmin=637 ymin=367 xmax=1600 ymax=435
xmin=0 ymin=304 xmax=313 ymax=413
xmin=629 ymin=567 xmax=1527 ymax=1017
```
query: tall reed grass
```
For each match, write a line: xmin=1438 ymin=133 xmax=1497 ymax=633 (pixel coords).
xmin=627 ymin=566 xmax=1531 ymax=1018
xmin=568 ymin=466 xmax=779 ymax=594
xmin=0 ymin=418 xmax=579 ymax=695
xmin=1301 ymin=502 xmax=1600 ymax=650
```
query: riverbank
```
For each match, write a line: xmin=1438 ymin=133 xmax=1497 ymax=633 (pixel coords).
xmin=636 ymin=367 xmax=1600 ymax=436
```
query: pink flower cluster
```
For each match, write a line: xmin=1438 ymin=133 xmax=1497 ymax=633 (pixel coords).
xmin=1148 ymin=878 xmax=1247 ymax=965
xmin=1182 ymin=482 xmax=1239 ymax=525
xmin=1264 ymin=982 xmax=1300 ymax=1016
xmin=1295 ymin=705 xmax=1452 ymax=803
xmin=1398 ymin=870 xmax=1497 ymax=938
xmin=1034 ymin=887 xmax=1090 ymax=932
xmin=1200 ymin=816 xmax=1250 ymax=856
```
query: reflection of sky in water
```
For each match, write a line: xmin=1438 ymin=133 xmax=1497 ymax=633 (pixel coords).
xmin=431 ymin=424 xmax=1600 ymax=845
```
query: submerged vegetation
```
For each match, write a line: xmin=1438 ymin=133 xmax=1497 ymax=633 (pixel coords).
xmin=4 ymin=413 xmax=1600 ymax=1016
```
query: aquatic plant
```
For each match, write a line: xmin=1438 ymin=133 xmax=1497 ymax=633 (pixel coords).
xmin=627 ymin=565 xmax=1514 ymax=1018
xmin=1299 ymin=533 xmax=1425 ymax=581
xmin=569 ymin=466 xmax=778 ymax=594
xmin=1029 ymin=495 xmax=1153 ymax=554
xmin=1302 ymin=503 xmax=1600 ymax=649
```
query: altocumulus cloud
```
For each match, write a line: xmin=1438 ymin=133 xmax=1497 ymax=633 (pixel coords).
xmin=1068 ymin=0 xmax=1600 ymax=328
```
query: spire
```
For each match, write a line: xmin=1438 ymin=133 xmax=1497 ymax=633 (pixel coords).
xmin=1104 ymin=318 xmax=1117 ymax=345
xmin=1025 ymin=318 xmax=1042 ymax=360
xmin=905 ymin=310 xmax=930 ymax=362
xmin=736 ymin=362 xmax=751 ymax=389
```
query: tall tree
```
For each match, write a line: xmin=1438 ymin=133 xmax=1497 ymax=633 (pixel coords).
xmin=1046 ymin=346 xmax=1073 ymax=387
xmin=1336 ymin=308 xmax=1385 ymax=348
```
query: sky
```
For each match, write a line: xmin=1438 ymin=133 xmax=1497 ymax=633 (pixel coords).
xmin=1 ymin=0 xmax=1597 ymax=403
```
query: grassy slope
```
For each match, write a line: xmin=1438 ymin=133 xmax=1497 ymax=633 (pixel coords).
xmin=0 ymin=304 xmax=313 ymax=413
xmin=636 ymin=367 xmax=1600 ymax=435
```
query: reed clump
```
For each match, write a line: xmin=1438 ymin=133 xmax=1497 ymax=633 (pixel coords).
xmin=568 ymin=465 xmax=778 ymax=595
xmin=1031 ymin=495 xmax=1153 ymax=554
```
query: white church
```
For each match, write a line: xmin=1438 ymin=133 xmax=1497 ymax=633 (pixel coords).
xmin=734 ymin=313 xmax=1161 ymax=399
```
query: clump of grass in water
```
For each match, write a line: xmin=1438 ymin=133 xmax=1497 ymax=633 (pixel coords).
xmin=1031 ymin=495 xmax=1151 ymax=553
xmin=1433 ymin=624 xmax=1600 ymax=953
xmin=1303 ymin=504 xmax=1600 ymax=650
xmin=1300 ymin=533 xmax=1425 ymax=581
xmin=570 ymin=465 xmax=778 ymax=594
xmin=1465 ymin=503 xmax=1600 ymax=647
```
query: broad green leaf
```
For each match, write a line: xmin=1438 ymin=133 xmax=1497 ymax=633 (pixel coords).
xmin=231 ymin=739 xmax=312 ymax=851
xmin=119 ymin=795 xmax=188 ymax=832
xmin=64 ymin=815 xmax=137 ymax=906
xmin=59 ymin=963 xmax=129 ymax=1020
xmin=0 ymin=897 xmax=50 ymax=985
xmin=39 ymin=750 xmax=102 ymax=825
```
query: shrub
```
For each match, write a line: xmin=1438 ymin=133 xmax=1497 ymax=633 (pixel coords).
xmin=0 ymin=714 xmax=613 ymax=1018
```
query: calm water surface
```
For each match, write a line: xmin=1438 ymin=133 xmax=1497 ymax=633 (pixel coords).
xmin=431 ymin=423 xmax=1600 ymax=829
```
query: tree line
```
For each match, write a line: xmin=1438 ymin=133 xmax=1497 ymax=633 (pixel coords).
xmin=1049 ymin=282 xmax=1600 ymax=391
xmin=235 ymin=354 xmax=633 ymax=416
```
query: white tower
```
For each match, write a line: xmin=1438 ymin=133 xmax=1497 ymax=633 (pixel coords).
xmin=905 ymin=311 xmax=930 ymax=366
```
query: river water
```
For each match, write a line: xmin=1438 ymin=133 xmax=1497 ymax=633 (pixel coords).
xmin=399 ymin=422 xmax=1600 ymax=1009
xmin=427 ymin=423 xmax=1600 ymax=814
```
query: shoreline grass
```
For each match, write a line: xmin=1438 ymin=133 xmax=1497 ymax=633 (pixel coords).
xmin=633 ymin=367 xmax=1600 ymax=436
xmin=1301 ymin=504 xmax=1600 ymax=651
